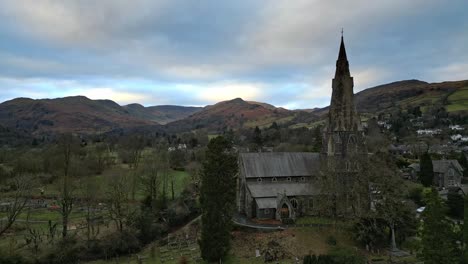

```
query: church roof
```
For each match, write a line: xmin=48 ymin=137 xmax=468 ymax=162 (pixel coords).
xmin=247 ymin=182 xmax=318 ymax=198
xmin=432 ymin=159 xmax=463 ymax=173
xmin=239 ymin=152 xmax=321 ymax=178
xmin=255 ymin=198 xmax=277 ymax=209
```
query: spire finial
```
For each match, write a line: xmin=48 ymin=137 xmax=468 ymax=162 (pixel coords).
xmin=341 ymin=28 xmax=344 ymax=38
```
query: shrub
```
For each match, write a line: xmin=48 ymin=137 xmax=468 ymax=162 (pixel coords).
xmin=326 ymin=235 xmax=337 ymax=246
xmin=303 ymin=247 xmax=365 ymax=264
xmin=98 ymin=230 xmax=142 ymax=257
xmin=408 ymin=186 xmax=425 ymax=206
xmin=0 ymin=253 xmax=30 ymax=264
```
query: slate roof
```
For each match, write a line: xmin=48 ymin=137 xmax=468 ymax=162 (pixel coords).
xmin=247 ymin=182 xmax=318 ymax=198
xmin=239 ymin=152 xmax=321 ymax=178
xmin=409 ymin=160 xmax=463 ymax=173
xmin=432 ymin=160 xmax=463 ymax=173
xmin=255 ymin=198 xmax=277 ymax=209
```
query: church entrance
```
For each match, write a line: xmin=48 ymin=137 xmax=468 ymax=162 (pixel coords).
xmin=280 ymin=203 xmax=290 ymax=219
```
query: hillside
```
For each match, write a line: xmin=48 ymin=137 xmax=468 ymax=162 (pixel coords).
xmin=309 ymin=79 xmax=468 ymax=117
xmin=354 ymin=79 xmax=468 ymax=113
xmin=124 ymin=104 xmax=202 ymax=125
xmin=166 ymin=98 xmax=309 ymax=132
xmin=0 ymin=96 xmax=158 ymax=134
xmin=1 ymin=79 xmax=467 ymax=135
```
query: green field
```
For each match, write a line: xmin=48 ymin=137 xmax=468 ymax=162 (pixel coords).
xmin=446 ymin=87 xmax=468 ymax=112
xmin=244 ymin=115 xmax=295 ymax=129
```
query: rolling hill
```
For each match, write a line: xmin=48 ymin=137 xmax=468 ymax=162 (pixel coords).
xmin=1 ymin=79 xmax=467 ymax=135
xmin=310 ymin=79 xmax=468 ymax=117
xmin=0 ymin=96 xmax=158 ymax=134
xmin=354 ymin=79 xmax=468 ymax=113
xmin=166 ymin=98 xmax=310 ymax=132
xmin=124 ymin=104 xmax=202 ymax=125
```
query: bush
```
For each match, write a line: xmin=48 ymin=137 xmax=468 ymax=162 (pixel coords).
xmin=408 ymin=186 xmax=425 ymax=206
xmin=326 ymin=235 xmax=337 ymax=246
xmin=98 ymin=230 xmax=142 ymax=257
xmin=303 ymin=247 xmax=365 ymax=264
xmin=40 ymin=237 xmax=85 ymax=264
xmin=133 ymin=209 xmax=167 ymax=244
xmin=0 ymin=253 xmax=30 ymax=264
xmin=39 ymin=230 xmax=142 ymax=263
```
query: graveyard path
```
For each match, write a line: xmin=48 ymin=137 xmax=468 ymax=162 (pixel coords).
xmin=232 ymin=213 xmax=286 ymax=230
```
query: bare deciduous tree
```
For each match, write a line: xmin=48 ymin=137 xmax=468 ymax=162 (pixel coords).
xmin=79 ymin=177 xmax=100 ymax=245
xmin=106 ymin=174 xmax=131 ymax=232
xmin=56 ymin=134 xmax=78 ymax=238
xmin=0 ymin=175 xmax=34 ymax=236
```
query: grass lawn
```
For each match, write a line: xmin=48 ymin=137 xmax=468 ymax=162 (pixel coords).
xmin=296 ymin=216 xmax=337 ymax=225
xmin=244 ymin=115 xmax=295 ymax=129
xmin=290 ymin=119 xmax=326 ymax=129
xmin=446 ymin=87 xmax=468 ymax=112
xmin=0 ymin=208 xmax=88 ymax=222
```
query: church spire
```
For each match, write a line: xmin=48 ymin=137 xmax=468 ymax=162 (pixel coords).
xmin=327 ymin=33 xmax=361 ymax=132
xmin=338 ymin=35 xmax=347 ymax=61
xmin=335 ymin=34 xmax=350 ymax=78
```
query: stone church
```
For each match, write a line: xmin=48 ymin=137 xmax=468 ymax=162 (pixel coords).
xmin=237 ymin=35 xmax=367 ymax=221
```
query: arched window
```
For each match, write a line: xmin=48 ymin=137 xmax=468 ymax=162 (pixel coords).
xmin=272 ymin=177 xmax=277 ymax=182
xmin=257 ymin=178 xmax=262 ymax=183
xmin=334 ymin=135 xmax=342 ymax=154
xmin=348 ymin=135 xmax=358 ymax=153
xmin=300 ymin=177 xmax=306 ymax=182
xmin=448 ymin=169 xmax=454 ymax=177
xmin=290 ymin=198 xmax=298 ymax=209
xmin=286 ymin=177 xmax=292 ymax=182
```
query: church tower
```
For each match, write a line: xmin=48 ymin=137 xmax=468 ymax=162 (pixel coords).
xmin=322 ymin=34 xmax=366 ymax=162
xmin=320 ymin=34 xmax=368 ymax=217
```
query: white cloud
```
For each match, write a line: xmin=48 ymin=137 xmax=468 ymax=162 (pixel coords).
xmin=196 ymin=82 xmax=264 ymax=103
xmin=431 ymin=63 xmax=468 ymax=82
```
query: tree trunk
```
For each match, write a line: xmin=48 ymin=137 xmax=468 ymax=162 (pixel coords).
xmin=171 ymin=179 xmax=175 ymax=200
xmin=62 ymin=212 xmax=68 ymax=238
xmin=390 ymin=221 xmax=397 ymax=251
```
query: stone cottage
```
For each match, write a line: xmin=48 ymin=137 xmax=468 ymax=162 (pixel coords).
xmin=409 ymin=159 xmax=463 ymax=188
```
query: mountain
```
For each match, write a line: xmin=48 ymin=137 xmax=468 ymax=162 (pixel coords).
xmin=124 ymin=104 xmax=202 ymax=125
xmin=166 ymin=98 xmax=306 ymax=132
xmin=354 ymin=79 xmax=468 ymax=113
xmin=0 ymin=96 xmax=158 ymax=134
xmin=1 ymin=79 xmax=467 ymax=135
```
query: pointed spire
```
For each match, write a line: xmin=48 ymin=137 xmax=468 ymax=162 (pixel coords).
xmin=328 ymin=31 xmax=361 ymax=132
xmin=334 ymin=33 xmax=350 ymax=78
xmin=337 ymin=34 xmax=348 ymax=61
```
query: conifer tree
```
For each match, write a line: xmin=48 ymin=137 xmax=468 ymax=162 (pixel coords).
xmin=464 ymin=194 xmax=468 ymax=260
xmin=199 ymin=136 xmax=238 ymax=262
xmin=420 ymin=153 xmax=434 ymax=187
xmin=253 ymin=126 xmax=262 ymax=149
xmin=458 ymin=153 xmax=468 ymax=177
xmin=420 ymin=189 xmax=459 ymax=264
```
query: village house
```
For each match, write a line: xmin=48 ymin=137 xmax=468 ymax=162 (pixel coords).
xmin=409 ymin=159 xmax=464 ymax=188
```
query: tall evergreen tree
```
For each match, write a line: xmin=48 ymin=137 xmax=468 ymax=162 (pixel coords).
xmin=253 ymin=126 xmax=262 ymax=149
xmin=464 ymin=195 xmax=468 ymax=256
xmin=199 ymin=136 xmax=238 ymax=262
xmin=420 ymin=153 xmax=434 ymax=187
xmin=458 ymin=153 xmax=468 ymax=177
xmin=312 ymin=126 xmax=322 ymax=152
xmin=420 ymin=189 xmax=459 ymax=264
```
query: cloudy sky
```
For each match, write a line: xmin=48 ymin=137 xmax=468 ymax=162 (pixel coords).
xmin=0 ymin=1 xmax=467 ymax=109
